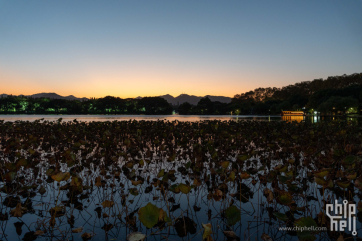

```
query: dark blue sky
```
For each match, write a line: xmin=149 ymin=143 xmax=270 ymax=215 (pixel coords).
xmin=1 ymin=0 xmax=361 ymax=98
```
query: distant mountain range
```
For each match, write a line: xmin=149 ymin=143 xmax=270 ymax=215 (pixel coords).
xmin=137 ymin=94 xmax=232 ymax=105
xmin=1 ymin=92 xmax=232 ymax=105
xmin=0 ymin=93 xmax=89 ymax=101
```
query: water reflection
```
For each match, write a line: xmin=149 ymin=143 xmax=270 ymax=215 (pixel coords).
xmin=280 ymin=115 xmax=362 ymax=124
xmin=281 ymin=115 xmax=305 ymax=123
xmin=0 ymin=114 xmax=361 ymax=124
xmin=0 ymin=114 xmax=281 ymax=122
xmin=306 ymin=116 xmax=359 ymax=124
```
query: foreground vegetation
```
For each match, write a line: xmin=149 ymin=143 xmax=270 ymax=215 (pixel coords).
xmin=0 ymin=119 xmax=362 ymax=240
xmin=1 ymin=73 xmax=361 ymax=115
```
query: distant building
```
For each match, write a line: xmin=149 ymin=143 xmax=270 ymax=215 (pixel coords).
xmin=281 ymin=111 xmax=305 ymax=116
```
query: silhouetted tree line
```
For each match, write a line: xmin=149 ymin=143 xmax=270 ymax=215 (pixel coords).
xmin=177 ymin=97 xmax=229 ymax=115
xmin=0 ymin=96 xmax=172 ymax=115
xmin=1 ymin=73 xmax=361 ymax=115
xmin=229 ymin=73 xmax=362 ymax=115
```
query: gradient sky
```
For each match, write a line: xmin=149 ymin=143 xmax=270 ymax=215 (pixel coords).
xmin=1 ymin=0 xmax=361 ymax=98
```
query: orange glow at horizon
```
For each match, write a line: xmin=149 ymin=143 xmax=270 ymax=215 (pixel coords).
xmin=1 ymin=68 xmax=258 ymax=99
xmin=1 ymin=1 xmax=361 ymax=102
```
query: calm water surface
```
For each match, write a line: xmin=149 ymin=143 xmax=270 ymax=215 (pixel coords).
xmin=0 ymin=114 xmax=357 ymax=123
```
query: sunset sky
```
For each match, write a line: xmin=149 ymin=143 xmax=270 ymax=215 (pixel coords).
xmin=1 ymin=0 xmax=361 ymax=98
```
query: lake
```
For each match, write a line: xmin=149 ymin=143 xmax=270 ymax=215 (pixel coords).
xmin=0 ymin=114 xmax=358 ymax=123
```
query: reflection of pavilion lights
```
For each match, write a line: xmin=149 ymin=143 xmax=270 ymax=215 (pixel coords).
xmin=235 ymin=109 xmax=240 ymax=121
xmin=281 ymin=115 xmax=304 ymax=123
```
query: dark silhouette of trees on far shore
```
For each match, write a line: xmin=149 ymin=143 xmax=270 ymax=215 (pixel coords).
xmin=1 ymin=72 xmax=361 ymax=115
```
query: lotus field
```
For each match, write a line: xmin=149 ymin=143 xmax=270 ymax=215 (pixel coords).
xmin=0 ymin=119 xmax=362 ymax=241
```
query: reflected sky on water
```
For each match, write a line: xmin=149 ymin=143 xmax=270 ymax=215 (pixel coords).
xmin=0 ymin=114 xmax=361 ymax=123
xmin=0 ymin=115 xmax=281 ymax=122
